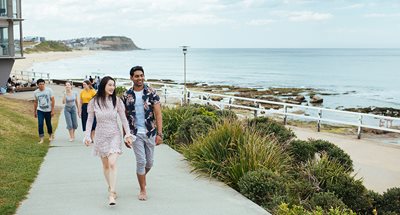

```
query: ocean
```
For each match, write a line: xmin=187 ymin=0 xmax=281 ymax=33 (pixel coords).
xmin=31 ymin=48 xmax=400 ymax=110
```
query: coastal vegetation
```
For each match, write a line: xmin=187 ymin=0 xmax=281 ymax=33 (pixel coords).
xmin=24 ymin=41 xmax=72 ymax=53
xmin=162 ymin=104 xmax=400 ymax=214
xmin=0 ymin=97 xmax=61 ymax=215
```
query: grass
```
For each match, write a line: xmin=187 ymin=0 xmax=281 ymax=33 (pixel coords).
xmin=24 ymin=41 xmax=72 ymax=54
xmin=0 ymin=97 xmax=61 ymax=215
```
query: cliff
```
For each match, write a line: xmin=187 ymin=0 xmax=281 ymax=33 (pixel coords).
xmin=95 ymin=36 xmax=141 ymax=51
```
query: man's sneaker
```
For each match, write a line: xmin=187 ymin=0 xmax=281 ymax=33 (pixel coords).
xmin=38 ymin=138 xmax=44 ymax=144
xmin=49 ymin=134 xmax=54 ymax=141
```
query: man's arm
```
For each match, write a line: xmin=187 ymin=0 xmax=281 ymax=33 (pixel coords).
xmin=33 ymin=99 xmax=38 ymax=118
xmin=51 ymin=96 xmax=55 ymax=116
xmin=153 ymin=103 xmax=163 ymax=145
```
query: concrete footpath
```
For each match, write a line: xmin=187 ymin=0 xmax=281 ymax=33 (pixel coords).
xmin=16 ymin=110 xmax=269 ymax=215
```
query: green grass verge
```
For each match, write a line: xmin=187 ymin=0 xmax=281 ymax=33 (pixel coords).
xmin=24 ymin=41 xmax=72 ymax=53
xmin=0 ymin=97 xmax=60 ymax=215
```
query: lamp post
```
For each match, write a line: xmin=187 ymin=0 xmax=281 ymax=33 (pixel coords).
xmin=181 ymin=46 xmax=188 ymax=104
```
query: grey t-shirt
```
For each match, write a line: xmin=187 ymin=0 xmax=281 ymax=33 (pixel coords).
xmin=34 ymin=88 xmax=54 ymax=112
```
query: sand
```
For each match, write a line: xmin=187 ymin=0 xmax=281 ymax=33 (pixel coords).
xmin=12 ymin=50 xmax=95 ymax=72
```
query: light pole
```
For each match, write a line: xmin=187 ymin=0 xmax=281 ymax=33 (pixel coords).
xmin=181 ymin=46 xmax=188 ymax=104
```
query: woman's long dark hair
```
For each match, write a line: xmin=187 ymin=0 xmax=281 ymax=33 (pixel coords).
xmin=95 ymin=76 xmax=116 ymax=109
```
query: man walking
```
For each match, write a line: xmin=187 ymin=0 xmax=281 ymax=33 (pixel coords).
xmin=122 ymin=66 xmax=163 ymax=201
xmin=33 ymin=79 xmax=55 ymax=144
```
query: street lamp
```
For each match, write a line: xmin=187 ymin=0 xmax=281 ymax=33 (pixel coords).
xmin=181 ymin=46 xmax=189 ymax=104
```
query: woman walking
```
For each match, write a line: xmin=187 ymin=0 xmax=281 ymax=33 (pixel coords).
xmin=79 ymin=80 xmax=97 ymax=141
xmin=84 ymin=76 xmax=135 ymax=206
xmin=62 ymin=81 xmax=79 ymax=141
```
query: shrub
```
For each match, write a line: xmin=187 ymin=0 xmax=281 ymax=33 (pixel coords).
xmin=162 ymin=106 xmax=197 ymax=146
xmin=175 ymin=115 xmax=215 ymax=145
xmin=214 ymin=109 xmax=238 ymax=120
xmin=248 ymin=117 xmax=296 ymax=145
xmin=238 ymin=169 xmax=287 ymax=207
xmin=324 ymin=174 xmax=371 ymax=214
xmin=183 ymin=120 xmax=292 ymax=189
xmin=310 ymin=139 xmax=353 ymax=171
xmin=379 ymin=187 xmax=400 ymax=214
xmin=299 ymin=154 xmax=372 ymax=213
xmin=307 ymin=192 xmax=347 ymax=211
xmin=115 ymin=86 xmax=127 ymax=97
xmin=276 ymin=203 xmax=356 ymax=215
xmin=289 ymin=140 xmax=317 ymax=164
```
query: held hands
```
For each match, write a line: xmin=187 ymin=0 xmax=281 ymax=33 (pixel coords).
xmin=124 ymin=135 xmax=135 ymax=149
xmin=34 ymin=111 xmax=37 ymax=118
xmin=84 ymin=139 xmax=91 ymax=146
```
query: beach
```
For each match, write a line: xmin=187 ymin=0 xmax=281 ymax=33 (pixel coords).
xmin=12 ymin=50 xmax=96 ymax=72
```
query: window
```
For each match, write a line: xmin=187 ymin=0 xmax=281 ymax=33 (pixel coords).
xmin=0 ymin=27 xmax=9 ymax=55
xmin=0 ymin=0 xmax=7 ymax=17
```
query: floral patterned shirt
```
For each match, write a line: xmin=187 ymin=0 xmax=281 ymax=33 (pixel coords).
xmin=122 ymin=84 xmax=160 ymax=137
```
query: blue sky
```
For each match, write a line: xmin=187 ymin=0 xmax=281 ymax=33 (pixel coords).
xmin=24 ymin=0 xmax=400 ymax=48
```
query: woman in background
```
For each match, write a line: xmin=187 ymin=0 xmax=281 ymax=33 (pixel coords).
xmin=79 ymin=80 xmax=96 ymax=141
xmin=62 ymin=81 xmax=79 ymax=141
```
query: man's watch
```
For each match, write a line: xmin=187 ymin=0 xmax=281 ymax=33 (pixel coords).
xmin=157 ymin=133 xmax=163 ymax=138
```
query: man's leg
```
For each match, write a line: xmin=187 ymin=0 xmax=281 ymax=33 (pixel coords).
xmin=37 ymin=110 xmax=45 ymax=143
xmin=133 ymin=134 xmax=147 ymax=200
xmin=44 ymin=111 xmax=53 ymax=140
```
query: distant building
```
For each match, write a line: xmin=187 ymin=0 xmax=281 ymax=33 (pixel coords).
xmin=0 ymin=0 xmax=23 ymax=87
xmin=23 ymin=36 xmax=46 ymax=43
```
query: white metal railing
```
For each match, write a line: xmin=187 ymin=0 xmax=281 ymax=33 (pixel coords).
xmin=147 ymin=82 xmax=400 ymax=139
xmin=11 ymin=70 xmax=51 ymax=83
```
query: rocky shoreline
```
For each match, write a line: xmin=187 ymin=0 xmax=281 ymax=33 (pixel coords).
xmin=144 ymin=79 xmax=399 ymax=118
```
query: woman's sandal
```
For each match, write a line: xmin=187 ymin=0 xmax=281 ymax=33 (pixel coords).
xmin=109 ymin=191 xmax=117 ymax=206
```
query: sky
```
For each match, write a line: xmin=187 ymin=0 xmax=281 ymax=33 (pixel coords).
xmin=23 ymin=0 xmax=400 ymax=48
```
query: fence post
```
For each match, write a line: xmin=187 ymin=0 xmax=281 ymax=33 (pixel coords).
xmin=228 ymin=98 xmax=232 ymax=110
xmin=187 ymin=91 xmax=191 ymax=104
xmin=283 ymin=105 xmax=288 ymax=125
xmin=357 ymin=115 xmax=363 ymax=139
xmin=164 ymin=88 xmax=167 ymax=104
xmin=253 ymin=102 xmax=259 ymax=118
xmin=317 ymin=109 xmax=322 ymax=132
xmin=47 ymin=73 xmax=50 ymax=83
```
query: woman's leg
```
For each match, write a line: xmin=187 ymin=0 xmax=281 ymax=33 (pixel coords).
xmin=101 ymin=157 xmax=110 ymax=188
xmin=107 ymin=153 xmax=119 ymax=193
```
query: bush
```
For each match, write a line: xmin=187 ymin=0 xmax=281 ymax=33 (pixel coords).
xmin=324 ymin=174 xmax=371 ymax=214
xmin=310 ymin=139 xmax=353 ymax=171
xmin=248 ymin=117 xmax=296 ymax=145
xmin=289 ymin=140 xmax=317 ymax=163
xmin=307 ymin=192 xmax=347 ymax=211
xmin=162 ymin=106 xmax=197 ymax=146
xmin=238 ymin=169 xmax=287 ymax=207
xmin=379 ymin=187 xmax=400 ymax=214
xmin=299 ymin=154 xmax=372 ymax=213
xmin=183 ymin=120 xmax=292 ymax=189
xmin=276 ymin=203 xmax=356 ymax=215
xmin=175 ymin=115 xmax=215 ymax=145
xmin=115 ymin=86 xmax=127 ymax=97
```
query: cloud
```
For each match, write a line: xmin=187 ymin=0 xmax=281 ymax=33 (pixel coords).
xmin=365 ymin=13 xmax=400 ymax=18
xmin=340 ymin=3 xmax=365 ymax=9
xmin=246 ymin=19 xmax=275 ymax=26
xmin=272 ymin=11 xmax=333 ymax=22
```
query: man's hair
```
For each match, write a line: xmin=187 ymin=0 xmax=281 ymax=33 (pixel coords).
xmin=130 ymin=66 xmax=144 ymax=77
xmin=37 ymin=79 xmax=45 ymax=84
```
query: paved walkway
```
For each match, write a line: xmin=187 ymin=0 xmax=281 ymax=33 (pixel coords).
xmin=16 ymin=109 xmax=269 ymax=215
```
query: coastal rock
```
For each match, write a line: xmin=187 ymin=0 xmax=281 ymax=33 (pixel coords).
xmin=96 ymin=36 xmax=141 ymax=51
xmin=344 ymin=107 xmax=400 ymax=118
xmin=310 ymin=95 xmax=323 ymax=104
xmin=295 ymin=95 xmax=306 ymax=102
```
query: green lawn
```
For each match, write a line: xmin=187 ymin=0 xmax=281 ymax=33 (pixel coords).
xmin=0 ymin=97 xmax=60 ymax=215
